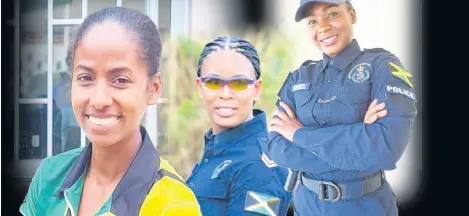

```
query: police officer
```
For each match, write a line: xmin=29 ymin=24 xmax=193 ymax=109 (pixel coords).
xmin=261 ymin=0 xmax=418 ymax=215
xmin=186 ymin=36 xmax=293 ymax=216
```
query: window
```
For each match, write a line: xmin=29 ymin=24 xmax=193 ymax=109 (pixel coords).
xmin=52 ymin=25 xmax=80 ymax=155
xmin=53 ymin=0 xmax=82 ymax=19
xmin=17 ymin=0 xmax=49 ymax=161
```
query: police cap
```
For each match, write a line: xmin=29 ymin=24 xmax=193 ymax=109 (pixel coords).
xmin=295 ymin=0 xmax=352 ymax=22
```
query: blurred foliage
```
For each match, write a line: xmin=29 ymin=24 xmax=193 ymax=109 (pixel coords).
xmin=157 ymin=29 xmax=297 ymax=179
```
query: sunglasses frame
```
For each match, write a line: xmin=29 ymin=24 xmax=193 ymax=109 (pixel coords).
xmin=198 ymin=76 xmax=257 ymax=91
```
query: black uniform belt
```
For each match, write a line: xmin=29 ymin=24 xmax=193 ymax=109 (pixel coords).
xmin=300 ymin=171 xmax=384 ymax=202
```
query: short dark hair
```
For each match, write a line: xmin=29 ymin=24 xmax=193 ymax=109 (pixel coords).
xmin=197 ymin=36 xmax=261 ymax=79
xmin=66 ymin=7 xmax=162 ymax=78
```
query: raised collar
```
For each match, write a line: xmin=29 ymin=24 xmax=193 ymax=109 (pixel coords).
xmin=321 ymin=39 xmax=362 ymax=71
xmin=204 ymin=109 xmax=267 ymax=155
xmin=55 ymin=126 xmax=160 ymax=215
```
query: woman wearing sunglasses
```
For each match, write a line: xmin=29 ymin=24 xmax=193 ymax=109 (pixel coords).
xmin=185 ymin=36 xmax=293 ymax=216
xmin=261 ymin=0 xmax=418 ymax=215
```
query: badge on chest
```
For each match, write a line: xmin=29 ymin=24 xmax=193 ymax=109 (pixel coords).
xmin=291 ymin=83 xmax=311 ymax=92
xmin=348 ymin=63 xmax=372 ymax=84
xmin=211 ymin=160 xmax=232 ymax=179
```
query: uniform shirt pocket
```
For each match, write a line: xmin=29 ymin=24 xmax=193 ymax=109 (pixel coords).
xmin=194 ymin=179 xmax=228 ymax=215
xmin=294 ymin=89 xmax=321 ymax=126
xmin=196 ymin=180 xmax=228 ymax=199
xmin=336 ymin=81 xmax=372 ymax=124
xmin=339 ymin=80 xmax=372 ymax=104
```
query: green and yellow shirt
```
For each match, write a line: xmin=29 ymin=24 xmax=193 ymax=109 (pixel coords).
xmin=20 ymin=126 xmax=202 ymax=216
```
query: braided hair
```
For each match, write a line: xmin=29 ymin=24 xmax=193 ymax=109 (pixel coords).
xmin=197 ymin=36 xmax=261 ymax=79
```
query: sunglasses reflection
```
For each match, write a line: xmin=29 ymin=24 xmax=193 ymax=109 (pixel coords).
xmin=199 ymin=76 xmax=258 ymax=91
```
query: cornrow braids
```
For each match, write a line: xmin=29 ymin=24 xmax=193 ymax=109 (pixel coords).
xmin=197 ymin=36 xmax=261 ymax=79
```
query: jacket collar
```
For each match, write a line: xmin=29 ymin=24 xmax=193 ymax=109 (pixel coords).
xmin=55 ymin=126 xmax=160 ymax=215
xmin=204 ymin=109 xmax=267 ymax=155
xmin=320 ymin=39 xmax=362 ymax=72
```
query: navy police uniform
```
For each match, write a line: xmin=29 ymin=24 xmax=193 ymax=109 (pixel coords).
xmin=260 ymin=39 xmax=417 ymax=215
xmin=187 ymin=109 xmax=293 ymax=216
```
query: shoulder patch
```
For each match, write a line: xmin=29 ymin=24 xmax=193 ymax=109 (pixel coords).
xmin=389 ymin=62 xmax=413 ymax=88
xmin=211 ymin=160 xmax=232 ymax=179
xmin=244 ymin=191 xmax=281 ymax=216
xmin=386 ymin=85 xmax=416 ymax=101
xmin=261 ymin=153 xmax=278 ymax=168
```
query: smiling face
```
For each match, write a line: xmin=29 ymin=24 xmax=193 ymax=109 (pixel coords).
xmin=304 ymin=2 xmax=356 ymax=57
xmin=196 ymin=50 xmax=262 ymax=134
xmin=71 ymin=21 xmax=161 ymax=147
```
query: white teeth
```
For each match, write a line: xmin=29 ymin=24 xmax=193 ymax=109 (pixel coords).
xmin=218 ymin=108 xmax=235 ymax=111
xmin=88 ymin=116 xmax=119 ymax=126
xmin=216 ymin=108 xmax=235 ymax=115
xmin=322 ymin=36 xmax=337 ymax=43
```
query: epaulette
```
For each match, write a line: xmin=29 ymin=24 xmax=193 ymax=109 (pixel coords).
xmin=300 ymin=59 xmax=321 ymax=67
xmin=363 ymin=48 xmax=390 ymax=53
